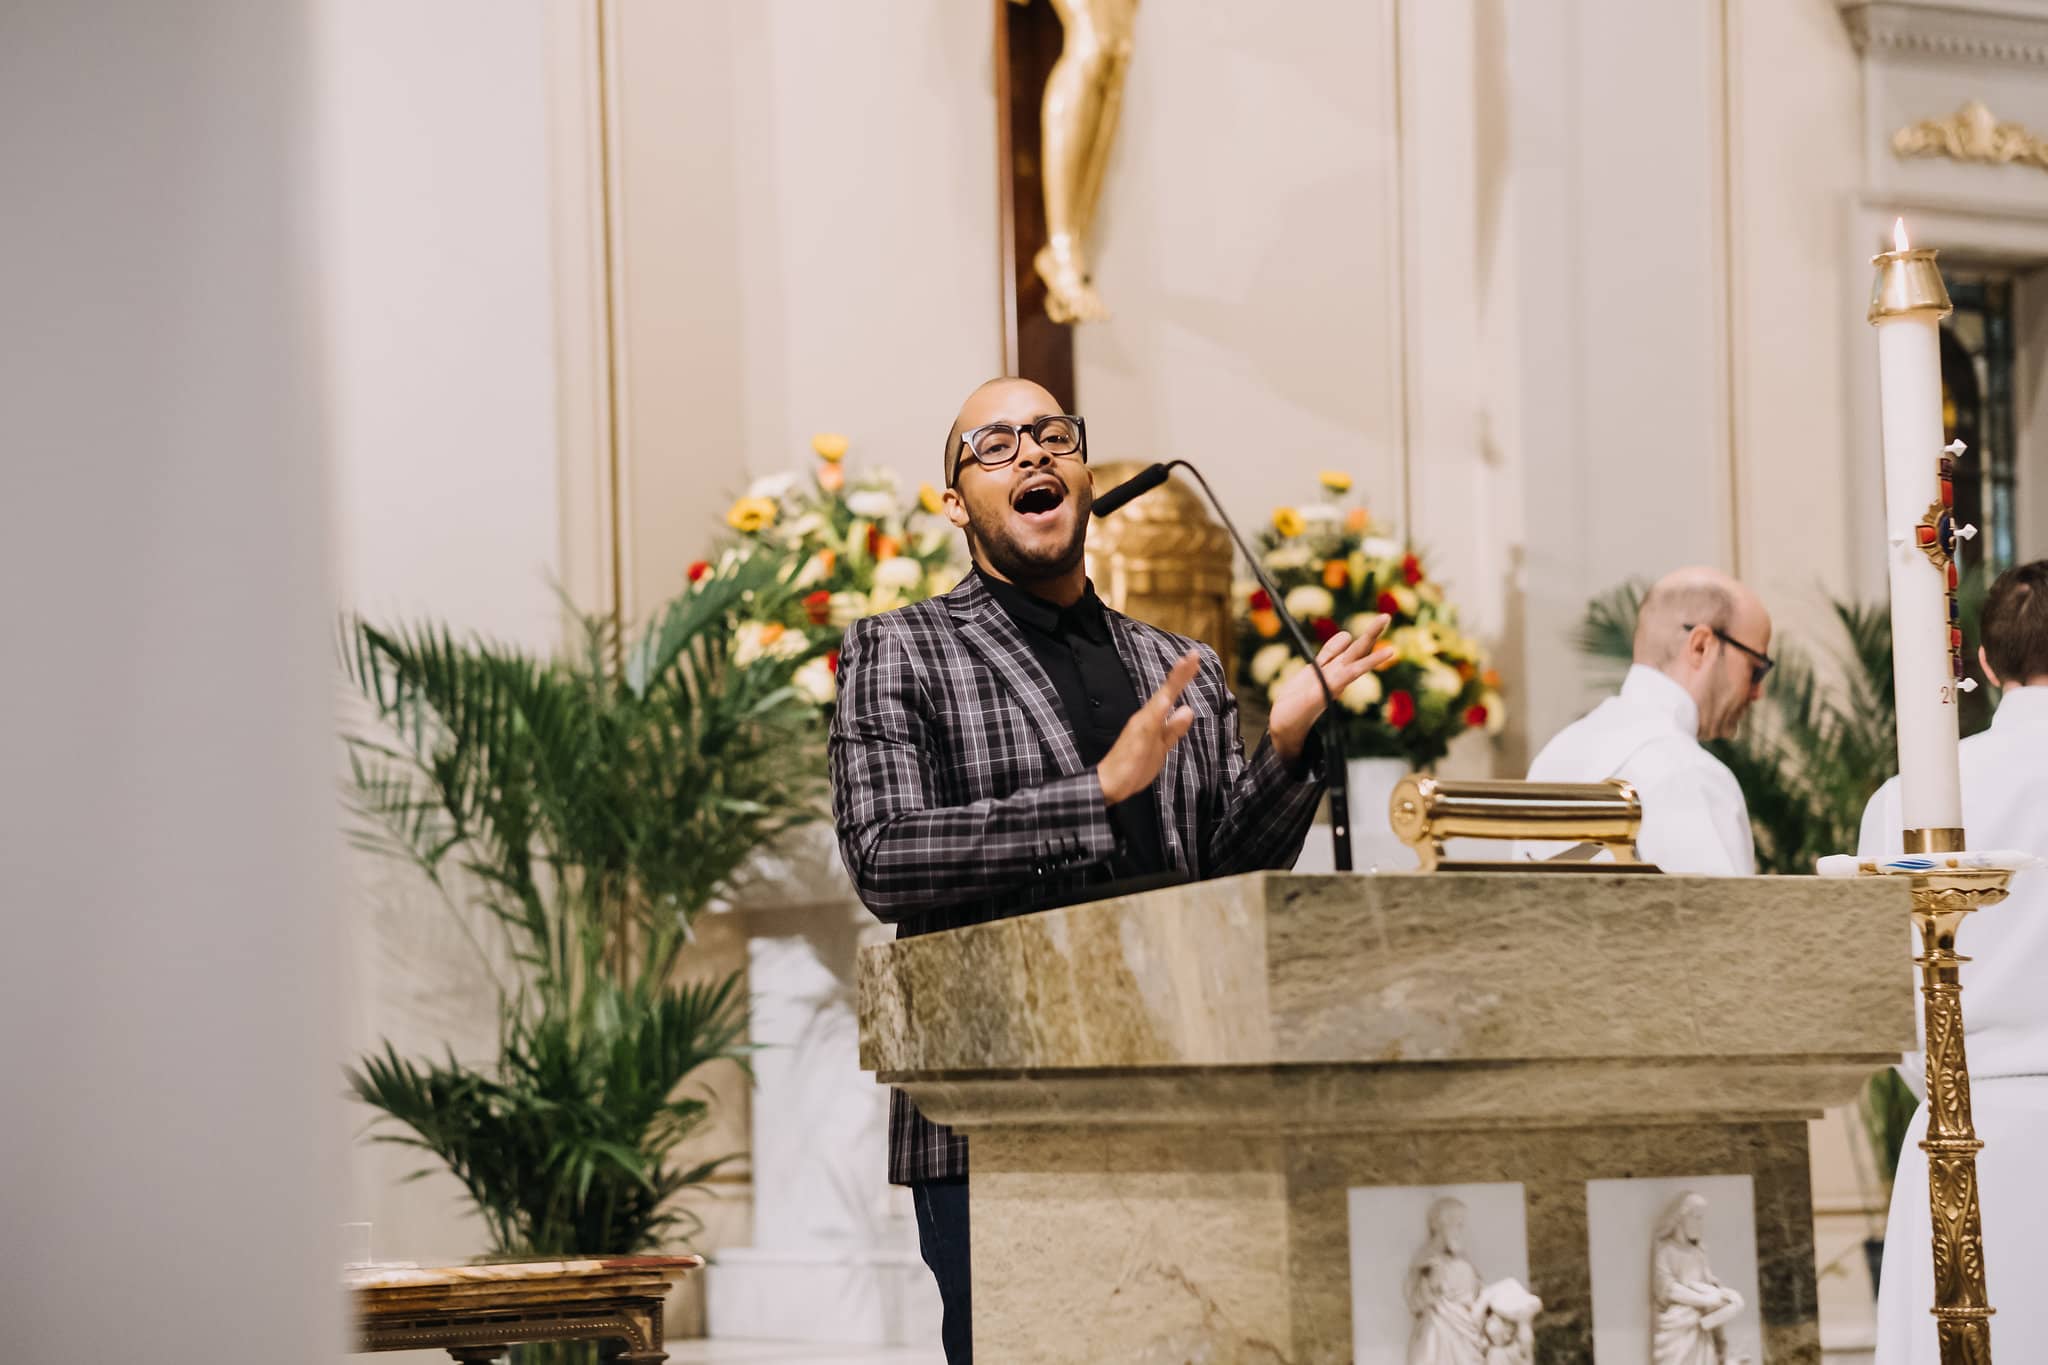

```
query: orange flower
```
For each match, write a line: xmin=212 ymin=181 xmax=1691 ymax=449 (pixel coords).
xmin=1482 ymin=668 xmax=1501 ymax=689
xmin=818 ymin=463 xmax=845 ymax=493
xmin=1345 ymin=506 xmax=1370 ymax=534
xmin=873 ymin=534 xmax=902 ymax=560
xmin=759 ymin=623 xmax=787 ymax=648
xmin=1251 ymin=608 xmax=1282 ymax=639
xmin=1322 ymin=560 xmax=1348 ymax=590
xmin=804 ymin=590 xmax=832 ymax=625
xmin=1457 ymin=661 xmax=1476 ymax=681
xmin=817 ymin=548 xmax=836 ymax=577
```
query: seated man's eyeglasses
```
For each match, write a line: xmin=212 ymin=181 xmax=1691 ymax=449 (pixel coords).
xmin=954 ymin=414 xmax=1087 ymax=484
xmin=1682 ymin=622 xmax=1775 ymax=687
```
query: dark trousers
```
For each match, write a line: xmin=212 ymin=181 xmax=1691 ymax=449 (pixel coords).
xmin=912 ymin=1176 xmax=972 ymax=1364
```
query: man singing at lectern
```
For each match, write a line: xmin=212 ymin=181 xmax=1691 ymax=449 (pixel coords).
xmin=829 ymin=376 xmax=1390 ymax=1362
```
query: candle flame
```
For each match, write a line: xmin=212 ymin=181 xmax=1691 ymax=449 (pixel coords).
xmin=1894 ymin=217 xmax=1911 ymax=252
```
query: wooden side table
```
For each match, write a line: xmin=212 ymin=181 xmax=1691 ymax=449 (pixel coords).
xmin=350 ymin=1255 xmax=703 ymax=1363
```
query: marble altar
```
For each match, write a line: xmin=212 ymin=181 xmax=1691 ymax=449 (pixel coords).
xmin=857 ymin=870 xmax=1913 ymax=1364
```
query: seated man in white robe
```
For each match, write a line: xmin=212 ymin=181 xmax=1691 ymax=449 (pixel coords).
xmin=1863 ymin=558 xmax=2048 ymax=1365
xmin=1522 ymin=566 xmax=1770 ymax=874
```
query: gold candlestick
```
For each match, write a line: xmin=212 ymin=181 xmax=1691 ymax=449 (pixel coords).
xmin=1894 ymin=857 xmax=2013 ymax=1363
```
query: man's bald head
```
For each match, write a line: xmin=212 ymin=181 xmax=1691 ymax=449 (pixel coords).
xmin=1634 ymin=566 xmax=1772 ymax=740
xmin=941 ymin=377 xmax=1062 ymax=486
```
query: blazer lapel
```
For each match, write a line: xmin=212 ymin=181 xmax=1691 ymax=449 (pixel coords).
xmin=1108 ymin=610 xmax=1188 ymax=870
xmin=946 ymin=576 xmax=1087 ymax=779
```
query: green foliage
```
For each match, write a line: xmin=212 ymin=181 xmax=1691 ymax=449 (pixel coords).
xmin=1576 ymin=576 xmax=1994 ymax=1196
xmin=340 ymin=553 xmax=825 ymax=1259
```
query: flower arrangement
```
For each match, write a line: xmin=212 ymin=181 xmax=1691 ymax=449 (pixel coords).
xmin=1235 ymin=471 xmax=1503 ymax=769
xmin=707 ymin=433 xmax=964 ymax=705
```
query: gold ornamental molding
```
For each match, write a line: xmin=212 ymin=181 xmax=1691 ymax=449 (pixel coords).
xmin=1893 ymin=99 xmax=2048 ymax=173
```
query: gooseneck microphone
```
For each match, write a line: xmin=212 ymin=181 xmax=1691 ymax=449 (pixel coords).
xmin=1092 ymin=460 xmax=1355 ymax=873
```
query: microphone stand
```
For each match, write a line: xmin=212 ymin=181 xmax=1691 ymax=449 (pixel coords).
xmin=1138 ymin=461 xmax=1355 ymax=873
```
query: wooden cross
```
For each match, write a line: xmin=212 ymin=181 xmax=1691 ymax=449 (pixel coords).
xmin=994 ymin=0 xmax=1077 ymax=403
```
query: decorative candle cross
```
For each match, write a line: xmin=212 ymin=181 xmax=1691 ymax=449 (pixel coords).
xmin=1869 ymin=218 xmax=1970 ymax=846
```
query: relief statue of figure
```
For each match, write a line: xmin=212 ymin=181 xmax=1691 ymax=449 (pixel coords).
xmin=1404 ymin=1197 xmax=1543 ymax=1365
xmin=1650 ymin=1192 xmax=1750 ymax=1365
xmin=1011 ymin=0 xmax=1137 ymax=323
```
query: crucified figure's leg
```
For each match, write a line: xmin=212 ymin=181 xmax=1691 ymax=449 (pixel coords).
xmin=1034 ymin=0 xmax=1137 ymax=323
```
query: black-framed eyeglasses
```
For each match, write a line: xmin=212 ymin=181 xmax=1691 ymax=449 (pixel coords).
xmin=1684 ymin=622 xmax=1775 ymax=687
xmin=952 ymin=414 xmax=1087 ymax=484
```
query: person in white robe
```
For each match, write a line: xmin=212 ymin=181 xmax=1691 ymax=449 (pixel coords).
xmin=1864 ymin=559 xmax=2048 ymax=1365
xmin=1522 ymin=566 xmax=1770 ymax=874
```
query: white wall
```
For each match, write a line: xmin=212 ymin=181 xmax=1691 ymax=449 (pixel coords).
xmin=611 ymin=0 xmax=1005 ymax=605
xmin=314 ymin=0 xmax=565 ymax=1278
xmin=321 ymin=0 xmax=564 ymax=645
xmin=0 ymin=4 xmax=344 ymax=1361
xmin=1075 ymin=0 xmax=1406 ymax=530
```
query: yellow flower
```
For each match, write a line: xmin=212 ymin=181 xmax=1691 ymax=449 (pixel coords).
xmin=918 ymin=482 xmax=944 ymax=515
xmin=1272 ymin=506 xmax=1304 ymax=538
xmin=812 ymin=432 xmax=848 ymax=463
xmin=1318 ymin=470 xmax=1354 ymax=494
xmin=726 ymin=496 xmax=778 ymax=534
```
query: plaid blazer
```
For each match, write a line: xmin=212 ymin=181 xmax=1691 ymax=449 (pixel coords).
xmin=829 ymin=571 xmax=1325 ymax=1184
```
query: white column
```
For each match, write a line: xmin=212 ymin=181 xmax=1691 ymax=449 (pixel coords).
xmin=705 ymin=829 xmax=941 ymax=1345
xmin=0 ymin=5 xmax=343 ymax=1363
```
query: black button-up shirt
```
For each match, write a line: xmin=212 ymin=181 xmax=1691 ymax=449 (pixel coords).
xmin=977 ymin=569 xmax=1169 ymax=880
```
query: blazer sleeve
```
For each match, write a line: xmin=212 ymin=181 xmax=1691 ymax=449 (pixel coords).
xmin=1196 ymin=648 xmax=1326 ymax=877
xmin=828 ymin=614 xmax=1117 ymax=921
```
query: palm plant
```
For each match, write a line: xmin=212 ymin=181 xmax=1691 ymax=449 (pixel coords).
xmin=341 ymin=552 xmax=826 ymax=1260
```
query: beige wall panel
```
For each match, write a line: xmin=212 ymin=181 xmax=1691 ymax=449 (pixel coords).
xmin=611 ymin=0 xmax=1004 ymax=613
xmin=1073 ymin=0 xmax=1406 ymax=535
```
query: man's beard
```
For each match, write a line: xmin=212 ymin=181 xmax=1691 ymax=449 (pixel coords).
xmin=969 ymin=504 xmax=1090 ymax=584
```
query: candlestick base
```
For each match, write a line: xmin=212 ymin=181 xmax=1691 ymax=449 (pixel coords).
xmin=1871 ymin=863 xmax=2014 ymax=1364
xmin=1905 ymin=827 xmax=1967 ymax=854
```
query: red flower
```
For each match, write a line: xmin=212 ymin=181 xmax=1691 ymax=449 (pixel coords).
xmin=1311 ymin=616 xmax=1339 ymax=643
xmin=1386 ymin=691 xmax=1416 ymax=728
xmin=1402 ymin=554 xmax=1423 ymax=586
xmin=804 ymin=589 xmax=832 ymax=626
xmin=1464 ymin=704 xmax=1488 ymax=729
xmin=687 ymin=560 xmax=711 ymax=582
xmin=1249 ymin=588 xmax=1272 ymax=613
xmin=1376 ymin=591 xmax=1401 ymax=616
xmin=825 ymin=650 xmax=840 ymax=675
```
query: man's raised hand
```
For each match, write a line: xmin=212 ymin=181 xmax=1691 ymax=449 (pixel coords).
xmin=1096 ymin=649 xmax=1202 ymax=806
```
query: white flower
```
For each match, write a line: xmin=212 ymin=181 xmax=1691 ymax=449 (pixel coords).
xmin=869 ymin=584 xmax=902 ymax=614
xmin=786 ymin=512 xmax=826 ymax=540
xmin=1264 ymin=544 xmax=1312 ymax=572
xmin=793 ymin=656 xmax=837 ymax=706
xmin=828 ymin=591 xmax=870 ymax=627
xmin=1299 ymin=502 xmax=1341 ymax=524
xmin=1339 ymin=671 xmax=1383 ymax=713
xmin=847 ymin=490 xmax=896 ymax=519
xmin=1421 ymin=662 xmax=1463 ymax=696
xmin=874 ymin=556 xmax=923 ymax=590
xmin=1482 ymin=690 xmax=1506 ymax=735
xmin=793 ymin=552 xmax=831 ymax=589
xmin=734 ymin=622 xmax=806 ymax=667
xmin=924 ymin=565 xmax=963 ymax=598
xmin=1344 ymin=611 xmax=1381 ymax=640
xmin=1388 ymin=584 xmax=1419 ymax=616
xmin=1363 ymin=536 xmax=1403 ymax=559
xmin=1283 ymin=585 xmax=1334 ymax=619
xmin=746 ymin=472 xmax=800 ymax=502
xmin=1266 ymin=657 xmax=1305 ymax=703
xmin=1250 ymin=643 xmax=1293 ymax=686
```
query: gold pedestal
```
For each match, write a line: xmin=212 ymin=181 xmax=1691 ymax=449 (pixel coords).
xmin=1899 ymin=864 xmax=2013 ymax=1363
